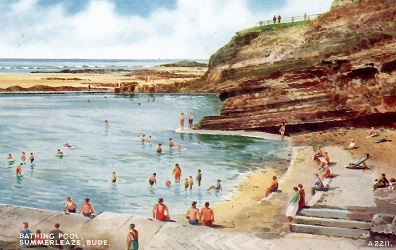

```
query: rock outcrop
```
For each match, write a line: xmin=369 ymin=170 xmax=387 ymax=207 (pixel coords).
xmin=371 ymin=213 xmax=396 ymax=235
xmin=194 ymin=0 xmax=396 ymax=134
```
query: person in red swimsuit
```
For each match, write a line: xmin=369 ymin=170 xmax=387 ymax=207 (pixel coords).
xmin=180 ymin=113 xmax=185 ymax=130
xmin=172 ymin=163 xmax=182 ymax=183
xmin=152 ymin=198 xmax=170 ymax=221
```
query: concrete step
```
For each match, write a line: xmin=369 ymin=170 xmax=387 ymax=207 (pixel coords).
xmin=293 ymin=215 xmax=371 ymax=230
xmin=299 ymin=208 xmax=373 ymax=221
xmin=291 ymin=223 xmax=371 ymax=239
xmin=192 ymin=233 xmax=223 ymax=250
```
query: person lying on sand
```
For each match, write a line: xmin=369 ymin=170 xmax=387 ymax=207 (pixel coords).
xmin=375 ymin=137 xmax=392 ymax=143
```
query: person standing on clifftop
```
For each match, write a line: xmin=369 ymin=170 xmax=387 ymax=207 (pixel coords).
xmin=273 ymin=15 xmax=276 ymax=24
xmin=279 ymin=122 xmax=286 ymax=141
xmin=278 ymin=15 xmax=282 ymax=23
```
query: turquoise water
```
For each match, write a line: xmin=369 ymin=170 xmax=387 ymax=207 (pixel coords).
xmin=0 ymin=94 xmax=289 ymax=216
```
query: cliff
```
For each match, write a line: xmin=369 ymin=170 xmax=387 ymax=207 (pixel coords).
xmin=193 ymin=0 xmax=396 ymax=134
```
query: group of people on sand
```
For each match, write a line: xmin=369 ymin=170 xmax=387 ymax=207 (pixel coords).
xmin=312 ymin=145 xmax=331 ymax=180
xmin=63 ymin=197 xmax=95 ymax=217
xmin=271 ymin=174 xmax=324 ymax=223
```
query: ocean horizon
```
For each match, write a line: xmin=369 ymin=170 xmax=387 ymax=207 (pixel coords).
xmin=0 ymin=58 xmax=209 ymax=74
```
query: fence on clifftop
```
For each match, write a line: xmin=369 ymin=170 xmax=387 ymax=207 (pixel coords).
xmin=257 ymin=14 xmax=321 ymax=27
xmin=238 ymin=13 xmax=321 ymax=34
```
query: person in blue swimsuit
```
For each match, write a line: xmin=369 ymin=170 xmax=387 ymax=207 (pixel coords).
xmin=207 ymin=179 xmax=223 ymax=191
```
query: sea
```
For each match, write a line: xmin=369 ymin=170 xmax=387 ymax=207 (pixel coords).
xmin=0 ymin=59 xmax=290 ymax=217
xmin=0 ymin=58 xmax=209 ymax=74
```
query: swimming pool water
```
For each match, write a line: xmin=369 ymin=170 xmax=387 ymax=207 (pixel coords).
xmin=0 ymin=93 xmax=289 ymax=216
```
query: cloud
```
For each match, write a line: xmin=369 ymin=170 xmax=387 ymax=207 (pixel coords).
xmin=0 ymin=0 xmax=333 ymax=59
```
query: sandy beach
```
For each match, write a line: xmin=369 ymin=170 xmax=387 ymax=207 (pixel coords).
xmin=0 ymin=66 xmax=206 ymax=93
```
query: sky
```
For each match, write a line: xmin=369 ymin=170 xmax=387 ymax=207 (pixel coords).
xmin=0 ymin=0 xmax=334 ymax=59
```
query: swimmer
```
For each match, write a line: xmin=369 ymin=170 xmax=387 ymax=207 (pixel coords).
xmin=189 ymin=176 xmax=193 ymax=191
xmin=168 ymin=138 xmax=174 ymax=147
xmin=78 ymin=198 xmax=95 ymax=217
xmin=172 ymin=163 xmax=182 ymax=183
xmin=7 ymin=153 xmax=13 ymax=161
xmin=141 ymin=135 xmax=146 ymax=143
xmin=177 ymin=144 xmax=182 ymax=150
xmin=87 ymin=100 xmax=91 ymax=104
xmin=64 ymin=143 xmax=72 ymax=148
xmin=157 ymin=143 xmax=162 ymax=153
xmin=104 ymin=120 xmax=109 ymax=126
xmin=16 ymin=163 xmax=22 ymax=176
xmin=111 ymin=172 xmax=117 ymax=183
xmin=184 ymin=178 xmax=189 ymax=191
xmin=63 ymin=197 xmax=76 ymax=214
xmin=20 ymin=152 xmax=26 ymax=163
xmin=196 ymin=169 xmax=202 ymax=187
xmin=207 ymin=179 xmax=223 ymax=191
xmin=149 ymin=136 xmax=153 ymax=144
xmin=149 ymin=173 xmax=157 ymax=189
xmin=198 ymin=140 xmax=202 ymax=145
xmin=166 ymin=180 xmax=171 ymax=187
xmin=29 ymin=152 xmax=34 ymax=164
xmin=57 ymin=149 xmax=63 ymax=155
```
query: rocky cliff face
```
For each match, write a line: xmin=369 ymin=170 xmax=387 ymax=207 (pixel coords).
xmin=193 ymin=0 xmax=396 ymax=134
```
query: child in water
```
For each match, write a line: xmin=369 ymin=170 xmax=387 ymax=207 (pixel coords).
xmin=111 ymin=172 xmax=117 ymax=183
xmin=189 ymin=176 xmax=193 ymax=191
xmin=196 ymin=169 xmax=202 ymax=187
xmin=184 ymin=178 xmax=189 ymax=191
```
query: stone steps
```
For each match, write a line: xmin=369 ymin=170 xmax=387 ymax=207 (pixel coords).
xmin=290 ymin=223 xmax=371 ymax=239
xmin=299 ymin=208 xmax=373 ymax=221
xmin=291 ymin=207 xmax=372 ymax=239
xmin=293 ymin=215 xmax=371 ymax=230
